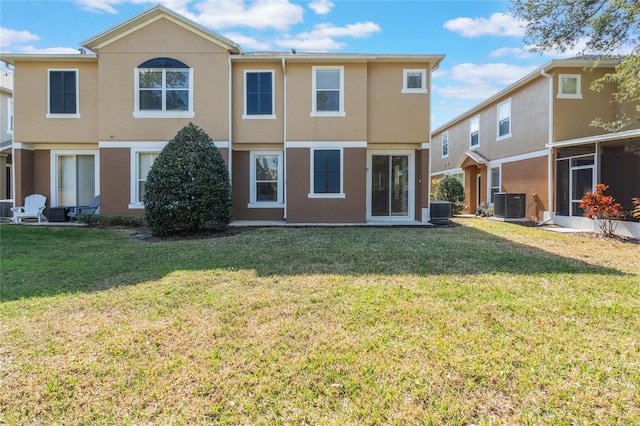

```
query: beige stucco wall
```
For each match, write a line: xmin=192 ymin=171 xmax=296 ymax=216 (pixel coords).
xmin=501 ymin=155 xmax=548 ymax=221
xmin=13 ymin=61 xmax=99 ymax=143
xmin=368 ymin=62 xmax=430 ymax=144
xmin=553 ymin=67 xmax=640 ymax=141
xmin=285 ymin=62 xmax=367 ymax=142
xmin=96 ymin=17 xmax=230 ymax=142
xmin=231 ymin=61 xmax=284 ymax=144
xmin=286 ymin=147 xmax=366 ymax=223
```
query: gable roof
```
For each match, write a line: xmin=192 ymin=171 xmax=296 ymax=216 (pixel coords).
xmin=82 ymin=4 xmax=242 ymax=54
xmin=458 ymin=150 xmax=490 ymax=168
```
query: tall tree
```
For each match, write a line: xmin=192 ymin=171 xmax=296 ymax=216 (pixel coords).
xmin=510 ymin=0 xmax=640 ymax=130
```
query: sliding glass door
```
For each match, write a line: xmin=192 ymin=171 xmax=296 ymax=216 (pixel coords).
xmin=370 ymin=153 xmax=412 ymax=219
xmin=56 ymin=154 xmax=96 ymax=206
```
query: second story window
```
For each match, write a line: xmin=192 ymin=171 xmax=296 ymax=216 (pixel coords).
xmin=312 ymin=66 xmax=344 ymax=117
xmin=244 ymin=70 xmax=275 ymax=119
xmin=7 ymin=99 xmax=13 ymax=134
xmin=558 ymin=74 xmax=582 ymax=99
xmin=442 ymin=132 xmax=449 ymax=158
xmin=497 ymin=99 xmax=511 ymax=139
xmin=134 ymin=57 xmax=194 ymax=118
xmin=470 ymin=116 xmax=479 ymax=148
xmin=402 ymin=69 xmax=427 ymax=93
xmin=48 ymin=69 xmax=79 ymax=118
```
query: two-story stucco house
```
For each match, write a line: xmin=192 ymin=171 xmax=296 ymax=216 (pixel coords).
xmin=0 ymin=5 xmax=444 ymax=225
xmin=0 ymin=68 xmax=12 ymax=202
xmin=431 ymin=57 xmax=640 ymax=238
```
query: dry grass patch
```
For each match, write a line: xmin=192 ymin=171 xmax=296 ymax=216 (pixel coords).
xmin=1 ymin=219 xmax=639 ymax=424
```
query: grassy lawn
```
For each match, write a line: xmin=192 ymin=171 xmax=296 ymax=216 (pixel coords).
xmin=1 ymin=218 xmax=639 ymax=425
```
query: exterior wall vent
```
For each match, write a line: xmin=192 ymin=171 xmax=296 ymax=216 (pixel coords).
xmin=494 ymin=193 xmax=526 ymax=218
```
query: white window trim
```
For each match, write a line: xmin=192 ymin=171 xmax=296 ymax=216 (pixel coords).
xmin=47 ymin=68 xmax=81 ymax=119
xmin=470 ymin=115 xmax=480 ymax=149
xmin=308 ymin=147 xmax=345 ymax=198
xmin=441 ymin=131 xmax=449 ymax=158
xmin=489 ymin=165 xmax=501 ymax=205
xmin=7 ymin=98 xmax=13 ymax=134
xmin=128 ymin=144 xmax=165 ymax=210
xmin=50 ymin=149 xmax=100 ymax=207
xmin=243 ymin=70 xmax=276 ymax=120
xmin=401 ymin=69 xmax=428 ymax=94
xmin=557 ymin=74 xmax=582 ymax=99
xmin=129 ymin=145 xmax=166 ymax=209
xmin=497 ymin=99 xmax=512 ymax=141
xmin=133 ymin=67 xmax=195 ymax=118
xmin=248 ymin=151 xmax=284 ymax=208
xmin=311 ymin=66 xmax=345 ymax=117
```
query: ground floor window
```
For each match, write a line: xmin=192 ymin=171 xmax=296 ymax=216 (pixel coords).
xmin=310 ymin=148 xmax=343 ymax=197
xmin=136 ymin=152 xmax=159 ymax=204
xmin=250 ymin=151 xmax=283 ymax=206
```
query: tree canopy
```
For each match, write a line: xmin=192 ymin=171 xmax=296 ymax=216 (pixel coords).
xmin=510 ymin=0 xmax=640 ymax=128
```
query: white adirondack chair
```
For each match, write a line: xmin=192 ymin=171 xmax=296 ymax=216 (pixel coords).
xmin=11 ymin=194 xmax=47 ymax=224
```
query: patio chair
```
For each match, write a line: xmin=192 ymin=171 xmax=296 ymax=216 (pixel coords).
xmin=11 ymin=194 xmax=47 ymax=224
xmin=68 ymin=195 xmax=100 ymax=221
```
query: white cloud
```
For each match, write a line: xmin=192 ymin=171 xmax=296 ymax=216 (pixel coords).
xmin=444 ymin=13 xmax=525 ymax=38
xmin=76 ymin=0 xmax=121 ymax=13
xmin=275 ymin=36 xmax=345 ymax=52
xmin=0 ymin=27 xmax=40 ymax=47
xmin=309 ymin=0 xmax=334 ymax=15
xmin=296 ymin=22 xmax=381 ymax=40
xmin=18 ymin=46 xmax=82 ymax=54
xmin=448 ymin=62 xmax=537 ymax=85
xmin=222 ymin=32 xmax=272 ymax=51
xmin=490 ymin=47 xmax=533 ymax=59
xmin=195 ymin=0 xmax=304 ymax=31
xmin=433 ymin=62 xmax=538 ymax=101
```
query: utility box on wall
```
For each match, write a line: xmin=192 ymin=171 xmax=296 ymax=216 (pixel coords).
xmin=494 ymin=193 xmax=526 ymax=218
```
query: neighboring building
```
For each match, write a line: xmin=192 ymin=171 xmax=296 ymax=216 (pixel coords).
xmin=0 ymin=68 xmax=12 ymax=201
xmin=0 ymin=5 xmax=444 ymax=224
xmin=431 ymin=57 xmax=640 ymax=238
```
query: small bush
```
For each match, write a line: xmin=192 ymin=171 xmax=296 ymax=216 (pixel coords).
xmin=633 ymin=197 xmax=640 ymax=219
xmin=144 ymin=123 xmax=232 ymax=236
xmin=79 ymin=214 xmax=145 ymax=228
xmin=579 ymin=184 xmax=623 ymax=236
xmin=435 ymin=175 xmax=465 ymax=215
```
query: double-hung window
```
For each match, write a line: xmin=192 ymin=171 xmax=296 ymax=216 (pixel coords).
xmin=249 ymin=151 xmax=283 ymax=207
xmin=470 ymin=116 xmax=479 ymax=148
xmin=129 ymin=147 xmax=163 ymax=208
xmin=312 ymin=66 xmax=344 ymax=117
xmin=7 ymin=99 xmax=13 ymax=134
xmin=134 ymin=57 xmax=194 ymax=118
xmin=497 ymin=99 xmax=511 ymax=139
xmin=48 ymin=69 xmax=79 ymax=118
xmin=310 ymin=148 xmax=344 ymax=198
xmin=558 ymin=74 xmax=582 ymax=99
xmin=244 ymin=71 xmax=275 ymax=119
xmin=442 ymin=132 xmax=449 ymax=158
xmin=402 ymin=69 xmax=427 ymax=93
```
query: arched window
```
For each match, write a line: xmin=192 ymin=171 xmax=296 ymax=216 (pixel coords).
xmin=134 ymin=57 xmax=194 ymax=118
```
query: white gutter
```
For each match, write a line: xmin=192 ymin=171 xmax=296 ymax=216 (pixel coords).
xmin=228 ymin=57 xmax=232 ymax=185
xmin=282 ymin=57 xmax=288 ymax=220
xmin=541 ymin=69 xmax=554 ymax=219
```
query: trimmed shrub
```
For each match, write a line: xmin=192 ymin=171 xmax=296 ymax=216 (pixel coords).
xmin=144 ymin=123 xmax=232 ymax=236
xmin=435 ymin=175 xmax=465 ymax=215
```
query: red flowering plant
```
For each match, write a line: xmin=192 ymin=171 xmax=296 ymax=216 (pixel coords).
xmin=579 ymin=184 xmax=624 ymax=236
xmin=633 ymin=197 xmax=640 ymax=219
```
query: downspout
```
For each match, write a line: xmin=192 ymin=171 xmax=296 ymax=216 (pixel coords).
xmin=541 ymin=69 xmax=553 ymax=221
xmin=228 ymin=57 xmax=233 ymax=186
xmin=282 ymin=57 xmax=287 ymax=220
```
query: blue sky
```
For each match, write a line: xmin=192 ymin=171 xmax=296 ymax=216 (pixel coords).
xmin=0 ymin=0 xmax=596 ymax=128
